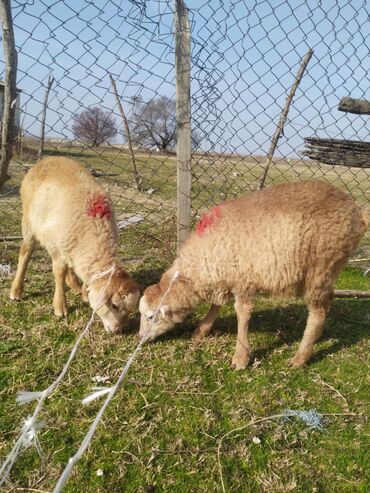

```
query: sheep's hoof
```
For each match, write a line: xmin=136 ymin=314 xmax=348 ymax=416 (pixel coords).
xmin=10 ymin=287 xmax=22 ymax=300
xmin=231 ymin=353 xmax=250 ymax=371
xmin=54 ymin=305 xmax=68 ymax=318
xmin=289 ymin=354 xmax=308 ymax=369
xmin=192 ymin=330 xmax=206 ymax=341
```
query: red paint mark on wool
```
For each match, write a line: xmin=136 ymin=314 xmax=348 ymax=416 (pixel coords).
xmin=87 ymin=194 xmax=111 ymax=219
xmin=196 ymin=206 xmax=222 ymax=235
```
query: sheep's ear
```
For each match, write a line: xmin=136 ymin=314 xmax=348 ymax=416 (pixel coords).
xmin=124 ymin=291 xmax=140 ymax=310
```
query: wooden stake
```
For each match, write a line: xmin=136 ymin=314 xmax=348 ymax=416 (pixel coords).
xmin=175 ymin=0 xmax=192 ymax=250
xmin=0 ymin=0 xmax=18 ymax=188
xmin=258 ymin=48 xmax=313 ymax=189
xmin=109 ymin=74 xmax=142 ymax=191
xmin=38 ymin=75 xmax=54 ymax=160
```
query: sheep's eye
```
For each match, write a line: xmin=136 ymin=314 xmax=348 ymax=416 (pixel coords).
xmin=111 ymin=302 xmax=119 ymax=310
xmin=147 ymin=314 xmax=154 ymax=321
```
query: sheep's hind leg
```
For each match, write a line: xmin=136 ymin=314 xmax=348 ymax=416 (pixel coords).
xmin=290 ymin=297 xmax=331 ymax=368
xmin=52 ymin=257 xmax=68 ymax=317
xmin=232 ymin=296 xmax=254 ymax=370
xmin=10 ymin=237 xmax=36 ymax=300
xmin=192 ymin=304 xmax=220 ymax=340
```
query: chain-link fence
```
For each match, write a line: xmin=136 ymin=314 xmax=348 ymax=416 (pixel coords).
xmin=0 ymin=0 xmax=369 ymax=261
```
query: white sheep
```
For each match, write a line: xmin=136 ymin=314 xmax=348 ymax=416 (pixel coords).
xmin=10 ymin=157 xmax=139 ymax=333
xmin=139 ymin=180 xmax=368 ymax=369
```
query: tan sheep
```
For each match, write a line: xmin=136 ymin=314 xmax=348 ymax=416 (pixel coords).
xmin=139 ymin=180 xmax=369 ymax=369
xmin=10 ymin=157 xmax=140 ymax=333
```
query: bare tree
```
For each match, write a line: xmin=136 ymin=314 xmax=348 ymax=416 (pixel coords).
xmin=0 ymin=0 xmax=18 ymax=189
xmin=131 ymin=95 xmax=201 ymax=153
xmin=109 ymin=74 xmax=142 ymax=190
xmin=38 ymin=74 xmax=54 ymax=159
xmin=131 ymin=96 xmax=177 ymax=152
xmin=72 ymin=107 xmax=117 ymax=147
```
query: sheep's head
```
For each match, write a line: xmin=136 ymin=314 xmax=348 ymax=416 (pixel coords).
xmin=88 ymin=268 xmax=140 ymax=333
xmin=139 ymin=282 xmax=189 ymax=341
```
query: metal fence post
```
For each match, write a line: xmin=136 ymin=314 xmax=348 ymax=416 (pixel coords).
xmin=174 ymin=0 xmax=191 ymax=251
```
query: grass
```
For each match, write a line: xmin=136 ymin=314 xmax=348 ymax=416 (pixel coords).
xmin=0 ymin=148 xmax=369 ymax=492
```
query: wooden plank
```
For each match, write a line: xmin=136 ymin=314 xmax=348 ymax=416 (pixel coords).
xmin=303 ymin=137 xmax=370 ymax=168
xmin=338 ymin=97 xmax=370 ymax=115
xmin=305 ymin=137 xmax=370 ymax=150
xmin=175 ymin=0 xmax=192 ymax=250
xmin=334 ymin=289 xmax=370 ymax=299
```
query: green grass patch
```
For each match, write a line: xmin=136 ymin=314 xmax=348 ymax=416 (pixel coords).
xmin=0 ymin=247 xmax=369 ymax=492
xmin=0 ymin=149 xmax=369 ymax=492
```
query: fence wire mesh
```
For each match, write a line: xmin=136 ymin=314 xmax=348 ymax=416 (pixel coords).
xmin=0 ymin=0 xmax=369 ymax=263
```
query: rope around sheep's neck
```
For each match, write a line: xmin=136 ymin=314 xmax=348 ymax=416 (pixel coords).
xmin=88 ymin=264 xmax=117 ymax=285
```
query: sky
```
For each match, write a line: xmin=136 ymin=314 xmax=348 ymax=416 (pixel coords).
xmin=0 ymin=0 xmax=369 ymax=157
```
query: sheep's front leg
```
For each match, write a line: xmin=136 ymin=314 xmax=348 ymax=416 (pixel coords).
xmin=232 ymin=296 xmax=254 ymax=370
xmin=192 ymin=304 xmax=220 ymax=340
xmin=66 ymin=267 xmax=83 ymax=293
xmin=52 ymin=258 xmax=68 ymax=317
xmin=10 ymin=238 xmax=36 ymax=300
xmin=81 ymin=283 xmax=89 ymax=302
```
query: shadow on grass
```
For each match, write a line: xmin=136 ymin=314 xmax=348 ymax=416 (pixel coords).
xmin=41 ymin=147 xmax=93 ymax=160
xmin=123 ymin=298 xmax=369 ymax=366
xmin=132 ymin=264 xmax=176 ymax=289
xmin=11 ymin=262 xmax=367 ymax=367
xmin=41 ymin=147 xmax=137 ymax=164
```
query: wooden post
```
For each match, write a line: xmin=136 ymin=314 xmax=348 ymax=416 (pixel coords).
xmin=338 ymin=97 xmax=370 ymax=115
xmin=333 ymin=289 xmax=370 ymax=299
xmin=258 ymin=48 xmax=313 ymax=189
xmin=0 ymin=0 xmax=18 ymax=189
xmin=18 ymin=101 xmax=26 ymax=161
xmin=109 ymin=74 xmax=142 ymax=190
xmin=175 ymin=0 xmax=191 ymax=250
xmin=38 ymin=74 xmax=54 ymax=160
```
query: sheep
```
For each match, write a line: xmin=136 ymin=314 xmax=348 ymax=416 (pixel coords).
xmin=10 ymin=156 xmax=140 ymax=333
xmin=139 ymin=180 xmax=369 ymax=369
